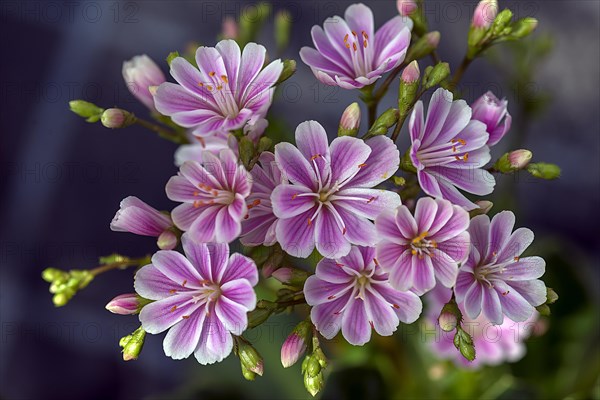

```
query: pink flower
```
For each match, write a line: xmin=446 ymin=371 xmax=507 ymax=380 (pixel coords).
xmin=271 ymin=121 xmax=401 ymax=258
xmin=455 ymin=211 xmax=547 ymax=325
xmin=110 ymin=196 xmax=176 ymax=250
xmin=174 ymin=131 xmax=235 ymax=167
xmin=240 ymin=152 xmax=285 ymax=246
xmin=471 ymin=91 xmax=512 ymax=146
xmin=135 ymin=234 xmax=258 ymax=364
xmin=166 ymin=149 xmax=250 ymax=243
xmin=300 ymin=3 xmax=412 ymax=89
xmin=375 ymin=197 xmax=470 ymax=295
xmin=122 ymin=55 xmax=166 ymax=112
xmin=304 ymin=246 xmax=422 ymax=346
xmin=154 ymin=40 xmax=282 ymax=137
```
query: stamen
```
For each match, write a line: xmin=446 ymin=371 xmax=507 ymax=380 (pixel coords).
xmin=198 ymin=82 xmax=204 ymax=87
xmin=182 ymin=280 xmax=187 ymax=287
xmin=209 ymin=71 xmax=216 ymax=77
xmin=311 ymin=154 xmax=321 ymax=161
xmin=169 ymin=289 xmax=176 ymax=294
xmin=353 ymin=43 xmax=357 ymax=52
xmin=392 ymin=303 xmax=400 ymax=309
xmin=412 ymin=231 xmax=429 ymax=244
xmin=502 ymin=290 xmax=510 ymax=296
xmin=327 ymin=295 xmax=336 ymax=300
xmin=170 ymin=305 xmax=177 ymax=312
xmin=291 ymin=194 xmax=298 ymax=200
xmin=358 ymin=163 xmax=367 ymax=168
xmin=221 ymin=75 xmax=228 ymax=83
xmin=216 ymin=85 xmax=223 ymax=91
xmin=182 ymin=315 xmax=190 ymax=319
xmin=514 ymin=256 xmax=520 ymax=261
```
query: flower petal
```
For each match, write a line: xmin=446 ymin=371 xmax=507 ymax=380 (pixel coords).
xmin=163 ymin=310 xmax=204 ymax=359
xmin=275 ymin=142 xmax=317 ymax=189
xmin=139 ymin=294 xmax=200 ymax=334
xmin=463 ymin=282 xmax=483 ymax=319
xmin=215 ymin=296 xmax=248 ymax=335
xmin=134 ymin=264 xmax=183 ymax=301
xmin=364 ymin=288 xmax=399 ymax=337
xmin=151 ymin=250 xmax=202 ymax=288
xmin=334 ymin=188 xmax=401 ymax=220
xmin=271 ymin=184 xmax=318 ymax=218
xmin=188 ymin=205 xmax=221 ymax=242
xmin=481 ymin=286 xmax=503 ymax=325
xmin=411 ymin=255 xmax=436 ymax=295
xmin=181 ymin=234 xmax=213 ymax=280
xmin=194 ymin=309 xmax=234 ymax=365
xmin=346 ymin=136 xmax=400 ymax=188
xmin=497 ymin=227 xmax=534 ymax=263
xmin=315 ymin=258 xmax=354 ymax=284
xmin=220 ymin=279 xmax=257 ymax=310
xmin=375 ymin=284 xmax=423 ymax=324
xmin=304 ymin=275 xmax=353 ymax=305
xmin=414 ymin=197 xmax=438 ymax=233
xmin=310 ymin=291 xmax=351 ymax=339
xmin=329 ymin=136 xmax=371 ymax=185
xmin=341 ymin=298 xmax=371 ymax=346
xmin=315 ymin=205 xmax=351 ymax=258
xmin=221 ymin=253 xmax=258 ymax=286
xmin=494 ymin=281 xmax=535 ymax=322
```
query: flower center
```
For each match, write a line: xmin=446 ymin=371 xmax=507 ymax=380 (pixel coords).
xmin=417 ymin=138 xmax=469 ymax=166
xmin=198 ymin=71 xmax=240 ymax=118
xmin=193 ymin=183 xmax=236 ymax=208
xmin=410 ymin=231 xmax=437 ymax=259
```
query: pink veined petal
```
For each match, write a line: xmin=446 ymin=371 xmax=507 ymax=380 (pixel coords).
xmin=207 ymin=243 xmax=230 ymax=282
xmin=180 ymin=160 xmax=223 ymax=191
xmin=417 ymin=170 xmax=443 ymax=198
xmin=432 ymin=99 xmax=472 ymax=145
xmin=151 ymin=250 xmax=203 ymax=288
xmin=271 ymin=184 xmax=318 ymax=219
xmin=454 ymin=270 xmax=476 ymax=303
xmin=429 ymin=204 xmax=469 ymax=242
xmin=310 ymin=290 xmax=352 ymax=339
xmin=215 ymin=40 xmax=241 ymax=92
xmin=493 ymin=281 xmax=535 ymax=322
xmin=154 ymin=82 xmax=209 ymax=116
xmin=481 ymin=286 xmax=503 ymax=325
xmin=170 ymin=203 xmax=203 ymax=231
xmin=321 ymin=15 xmax=356 ymax=72
xmin=163 ymin=309 xmax=205 ymax=360
xmin=242 ymin=59 xmax=283 ymax=104
xmin=463 ymin=281 xmax=484 ymax=320
xmin=300 ymin=47 xmax=352 ymax=80
xmin=363 ymin=287 xmax=399 ymax=337
xmin=488 ymin=211 xmax=516 ymax=258
xmin=169 ymin=57 xmax=218 ymax=110
xmin=274 ymin=142 xmax=318 ymax=189
xmin=387 ymin=248 xmax=414 ymax=291
xmin=420 ymin=89 xmax=453 ymax=147
xmin=275 ymin=208 xmax=316 ymax=258
xmin=314 ymin=205 xmax=351 ymax=259
xmin=227 ymin=194 xmax=247 ymax=223
xmin=431 ymin=249 xmax=459 ymax=288
xmin=436 ymin=231 xmax=470 ymax=264
xmin=505 ymin=279 xmax=547 ymax=306
xmin=357 ymin=246 xmax=376 ymax=268
xmin=496 ymin=227 xmax=535 ymax=263
xmin=329 ymin=136 xmax=371 ymax=185
xmin=194 ymin=308 xmax=234 ymax=365
xmin=488 ymin=113 xmax=512 ymax=146
xmin=411 ymin=255 xmax=436 ymax=295
xmin=341 ymin=297 xmax=371 ymax=346
xmin=426 ymin=199 xmax=454 ymax=236
xmin=110 ymin=204 xmax=169 ymax=237
xmin=345 ymin=3 xmax=375 ymax=42
xmin=374 ymin=283 xmax=423 ymax=324
xmin=375 ymin=241 xmax=407 ymax=273
xmin=315 ymin=258 xmax=354 ymax=284
xmin=469 ymin=214 xmax=491 ymax=259
xmin=215 ymin=295 xmax=248 ymax=335
xmin=166 ymin=176 xmax=201 ymax=202
xmin=414 ymin=197 xmax=438 ymax=233
xmin=295 ymin=120 xmax=331 ymax=180
xmin=187 ymin=205 xmax=221 ymax=242
xmin=218 ymin=148 xmax=239 ymax=187
xmin=337 ymin=245 xmax=367 ymax=273
xmin=309 ymin=25 xmax=353 ymax=75
xmin=134 ymin=264 xmax=185 ymax=301
xmin=181 ymin=234 xmax=213 ymax=280
xmin=195 ymin=46 xmax=228 ymax=84
xmin=220 ymin=279 xmax=257 ymax=310
xmin=236 ymin=43 xmax=267 ymax=103
xmin=334 ymin=207 xmax=378 ymax=247
xmin=139 ymin=294 xmax=201 ymax=334
xmin=502 ymin=256 xmax=546 ymax=281
xmin=303 ymin=275 xmax=353 ymax=305
xmin=346 ymin=136 xmax=400 ymax=188
xmin=428 ymin=166 xmax=495 ymax=196
xmin=222 ymin=253 xmax=258 ymax=286
xmin=375 ymin=211 xmax=406 ymax=244
xmin=395 ymin=205 xmax=418 ymax=239
xmin=409 ymin=101 xmax=425 ymax=142
xmin=333 ymin=188 xmax=401 ymax=220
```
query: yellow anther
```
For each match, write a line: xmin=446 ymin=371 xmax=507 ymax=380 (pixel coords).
xmin=221 ymin=75 xmax=228 ymax=83
xmin=209 ymin=71 xmax=216 ymax=77
xmin=412 ymin=231 xmax=429 ymax=244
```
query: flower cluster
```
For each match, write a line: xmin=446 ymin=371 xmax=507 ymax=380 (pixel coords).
xmin=56 ymin=1 xmax=558 ymax=396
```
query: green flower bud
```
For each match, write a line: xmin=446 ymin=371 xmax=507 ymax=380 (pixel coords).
xmin=69 ymin=100 xmax=104 ymax=123
xmin=438 ymin=301 xmax=461 ymax=332
xmin=101 ymin=108 xmax=136 ymax=129
xmin=423 ymin=62 xmax=450 ymax=89
xmin=241 ymin=364 xmax=257 ymax=381
xmin=275 ymin=10 xmax=292 ymax=52
xmin=510 ymin=17 xmax=538 ymax=38
xmin=304 ymin=371 xmax=324 ymax=397
xmin=120 ymin=327 xmax=146 ymax=361
xmin=546 ymin=287 xmax=559 ymax=304
xmin=257 ymin=136 xmax=273 ymax=153
xmin=367 ymin=108 xmax=399 ymax=136
xmin=527 ymin=162 xmax=561 ymax=180
xmin=237 ymin=339 xmax=264 ymax=376
xmin=277 ymin=59 xmax=297 ymax=84
xmin=398 ymin=61 xmax=420 ymax=118
xmin=272 ymin=267 xmax=309 ymax=287
xmin=406 ymin=31 xmax=440 ymax=62
xmin=247 ymin=307 xmax=273 ymax=329
xmin=495 ymin=150 xmax=533 ymax=173
xmin=338 ymin=103 xmax=361 ymax=137
xmin=166 ymin=51 xmax=179 ymax=66
xmin=239 ymin=136 xmax=256 ymax=169
xmin=491 ymin=9 xmax=513 ymax=36
xmin=306 ymin=356 xmax=321 ymax=377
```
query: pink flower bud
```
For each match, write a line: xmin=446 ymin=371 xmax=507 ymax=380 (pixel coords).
xmin=508 ymin=149 xmax=532 ymax=169
xmin=475 ymin=200 xmax=493 ymax=214
xmin=396 ymin=0 xmax=417 ymax=16
xmin=472 ymin=0 xmax=498 ymax=29
xmin=106 ymin=293 xmax=139 ymax=315
xmin=401 ymin=61 xmax=420 ymax=84
xmin=122 ymin=55 xmax=166 ymax=111
xmin=281 ymin=321 xmax=311 ymax=368
xmin=101 ymin=108 xmax=134 ymax=129
xmin=471 ymin=91 xmax=511 ymax=146
xmin=339 ymin=103 xmax=361 ymax=131
xmin=157 ymin=230 xmax=178 ymax=250
xmin=438 ymin=310 xmax=458 ymax=332
xmin=425 ymin=31 xmax=441 ymax=48
xmin=222 ymin=17 xmax=239 ymax=39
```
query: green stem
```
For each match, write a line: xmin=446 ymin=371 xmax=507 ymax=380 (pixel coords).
xmin=390 ymin=89 xmax=426 ymax=142
xmin=449 ymin=56 xmax=474 ymax=90
xmin=90 ymin=256 xmax=150 ymax=276
xmin=135 ymin=117 xmax=188 ymax=144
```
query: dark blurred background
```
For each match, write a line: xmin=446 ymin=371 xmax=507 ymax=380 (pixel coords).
xmin=1 ymin=1 xmax=599 ymax=399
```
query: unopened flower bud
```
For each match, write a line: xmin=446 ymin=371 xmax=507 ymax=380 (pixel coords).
xmin=546 ymin=287 xmax=559 ymax=304
xmin=406 ymin=31 xmax=440 ymax=62
xmin=401 ymin=60 xmax=420 ymax=84
xmin=508 ymin=149 xmax=533 ymax=169
xmin=101 ymin=108 xmax=136 ymax=129
xmin=272 ymin=267 xmax=310 ymax=287
xmin=275 ymin=10 xmax=292 ymax=52
xmin=277 ymin=59 xmax=297 ymax=84
xmin=120 ymin=326 xmax=146 ymax=361
xmin=122 ymin=55 xmax=165 ymax=111
xmin=511 ymin=17 xmax=538 ymax=39
xmin=106 ymin=293 xmax=140 ymax=315
xmin=237 ymin=340 xmax=264 ymax=376
xmin=367 ymin=108 xmax=399 ymax=136
xmin=281 ymin=320 xmax=311 ymax=368
xmin=303 ymin=368 xmax=324 ymax=397
xmin=472 ymin=0 xmax=498 ymax=29
xmin=69 ymin=100 xmax=104 ymax=123
xmin=157 ymin=230 xmax=178 ymax=250
xmin=527 ymin=162 xmax=561 ymax=180
xmin=241 ymin=364 xmax=257 ymax=381
xmin=399 ymin=61 xmax=420 ymax=118
xmin=338 ymin=103 xmax=361 ymax=137
xmin=222 ymin=16 xmax=238 ymax=39
xmin=396 ymin=0 xmax=417 ymax=16
xmin=423 ymin=62 xmax=450 ymax=89
xmin=491 ymin=9 xmax=514 ymax=36
xmin=438 ymin=301 xmax=460 ymax=332
xmin=470 ymin=200 xmax=493 ymax=218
